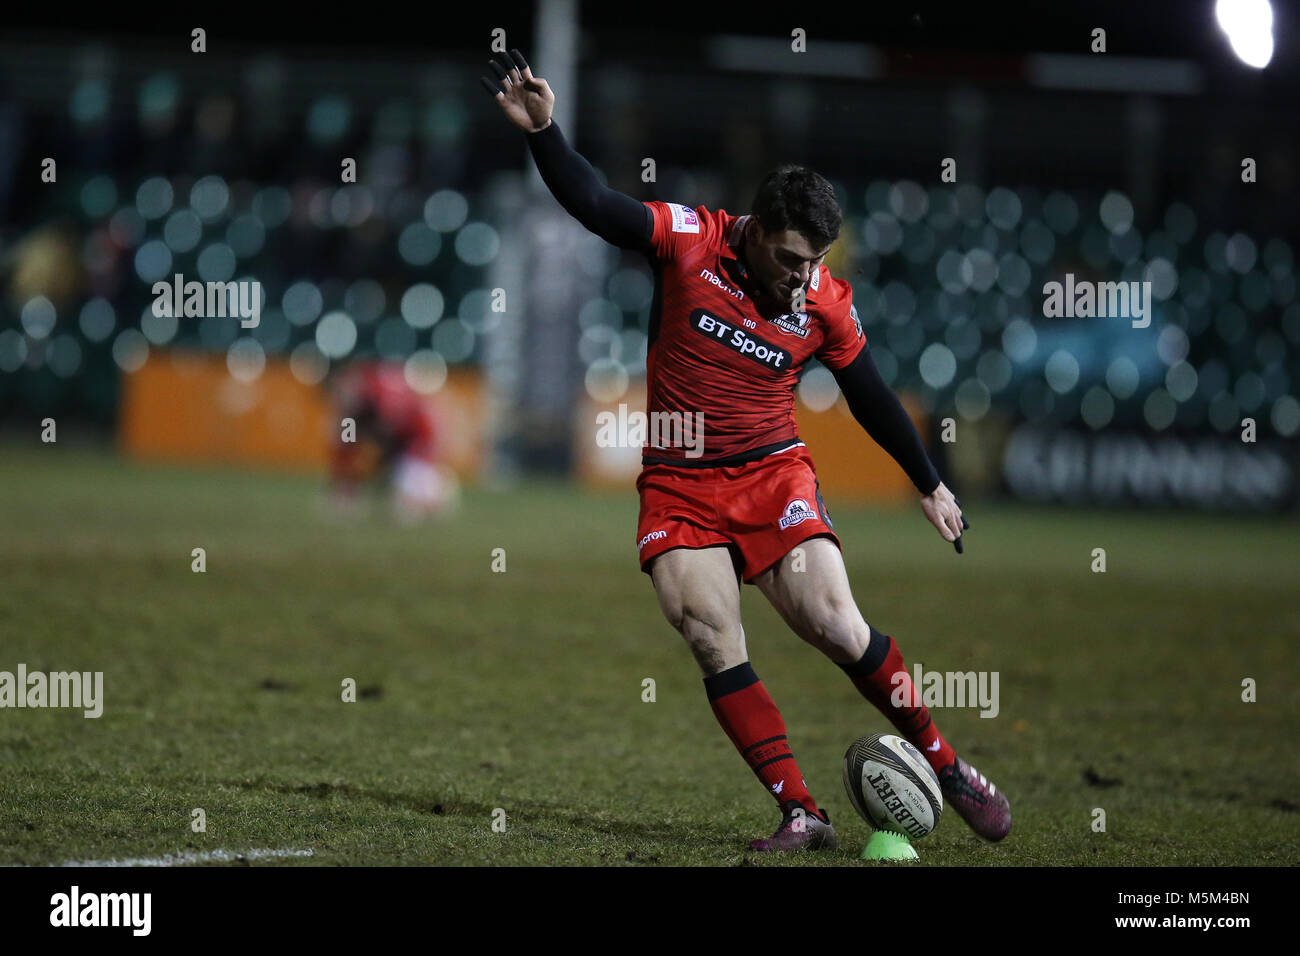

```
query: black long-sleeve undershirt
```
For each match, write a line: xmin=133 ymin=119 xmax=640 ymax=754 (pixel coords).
xmin=525 ymin=120 xmax=652 ymax=252
xmin=831 ymin=347 xmax=942 ymax=497
xmin=524 ymin=119 xmax=941 ymax=495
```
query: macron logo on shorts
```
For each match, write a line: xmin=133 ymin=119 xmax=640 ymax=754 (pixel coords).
xmin=778 ymin=498 xmax=817 ymax=530
xmin=669 ymin=203 xmax=700 ymax=234
xmin=638 ymin=530 xmax=668 ymax=551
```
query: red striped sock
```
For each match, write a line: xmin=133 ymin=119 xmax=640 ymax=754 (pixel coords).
xmin=704 ymin=662 xmax=823 ymax=818
xmin=838 ymin=626 xmax=956 ymax=774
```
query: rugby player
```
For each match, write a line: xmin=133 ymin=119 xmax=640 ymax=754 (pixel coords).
xmin=483 ymin=50 xmax=1010 ymax=850
xmin=327 ymin=359 xmax=458 ymax=522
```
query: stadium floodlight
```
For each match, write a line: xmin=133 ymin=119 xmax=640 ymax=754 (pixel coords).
xmin=1215 ymin=0 xmax=1274 ymax=69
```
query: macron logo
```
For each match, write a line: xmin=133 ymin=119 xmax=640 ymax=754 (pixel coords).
xmin=699 ymin=268 xmax=743 ymax=300
xmin=638 ymin=530 xmax=668 ymax=551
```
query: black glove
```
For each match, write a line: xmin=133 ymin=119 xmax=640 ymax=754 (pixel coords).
xmin=953 ymin=496 xmax=970 ymax=554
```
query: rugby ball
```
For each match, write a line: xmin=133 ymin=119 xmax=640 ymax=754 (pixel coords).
xmin=843 ymin=733 xmax=943 ymax=839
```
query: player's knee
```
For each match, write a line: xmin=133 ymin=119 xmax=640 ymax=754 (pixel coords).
xmin=804 ymin=599 xmax=869 ymax=658
xmin=678 ymin=605 xmax=744 ymax=673
xmin=677 ymin=603 xmax=728 ymax=641
xmin=658 ymin=595 xmax=703 ymax=634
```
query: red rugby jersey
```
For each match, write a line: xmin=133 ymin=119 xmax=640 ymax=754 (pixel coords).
xmin=641 ymin=201 xmax=865 ymax=466
xmin=339 ymin=360 xmax=437 ymax=460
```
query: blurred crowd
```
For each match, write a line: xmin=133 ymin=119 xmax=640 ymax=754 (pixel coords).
xmin=1 ymin=48 xmax=1296 ymax=442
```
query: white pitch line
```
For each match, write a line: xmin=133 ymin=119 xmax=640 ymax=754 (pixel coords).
xmin=52 ymin=848 xmax=315 ymax=867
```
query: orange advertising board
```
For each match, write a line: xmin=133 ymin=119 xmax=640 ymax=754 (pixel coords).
xmin=118 ymin=350 xmax=486 ymax=477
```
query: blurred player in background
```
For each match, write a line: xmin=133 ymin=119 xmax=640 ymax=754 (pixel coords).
xmin=485 ymin=49 xmax=1010 ymax=852
xmin=326 ymin=359 xmax=459 ymax=523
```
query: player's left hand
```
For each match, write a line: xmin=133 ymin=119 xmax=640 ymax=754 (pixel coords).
xmin=920 ymin=482 xmax=970 ymax=554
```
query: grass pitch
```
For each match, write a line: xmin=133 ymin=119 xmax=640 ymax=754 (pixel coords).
xmin=1 ymin=445 xmax=1297 ymax=866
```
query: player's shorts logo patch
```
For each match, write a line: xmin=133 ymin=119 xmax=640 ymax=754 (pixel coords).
xmin=669 ymin=203 xmax=700 ymax=234
xmin=771 ymin=312 xmax=811 ymax=338
xmin=779 ymin=498 xmax=818 ymax=530
xmin=638 ymin=529 xmax=669 ymax=550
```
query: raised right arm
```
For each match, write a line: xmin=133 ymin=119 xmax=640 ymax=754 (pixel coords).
xmin=524 ymin=121 xmax=652 ymax=252
xmin=482 ymin=49 xmax=652 ymax=253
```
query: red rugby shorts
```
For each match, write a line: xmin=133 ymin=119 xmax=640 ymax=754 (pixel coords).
xmin=635 ymin=443 xmax=840 ymax=582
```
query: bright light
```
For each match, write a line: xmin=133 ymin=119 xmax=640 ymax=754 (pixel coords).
xmin=1216 ymin=0 xmax=1274 ymax=69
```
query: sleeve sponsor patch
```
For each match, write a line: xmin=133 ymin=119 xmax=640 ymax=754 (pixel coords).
xmin=809 ymin=266 xmax=821 ymax=292
xmin=850 ymin=303 xmax=863 ymax=338
xmin=669 ymin=203 xmax=701 ymax=234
